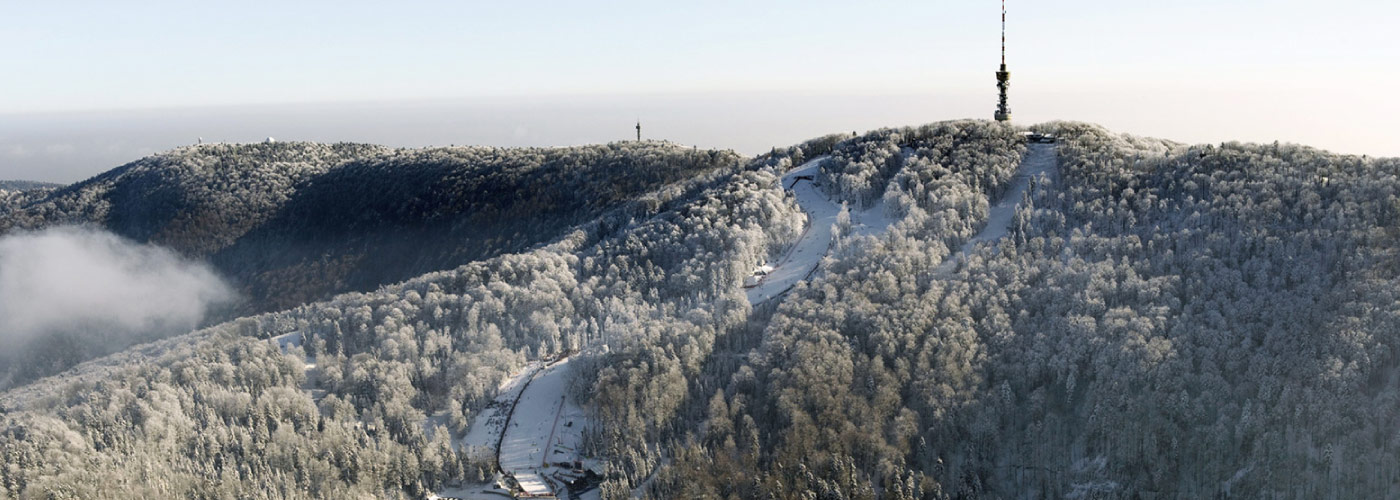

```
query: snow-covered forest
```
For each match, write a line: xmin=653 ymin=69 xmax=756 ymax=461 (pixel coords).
xmin=652 ymin=122 xmax=1400 ymax=498
xmin=2 ymin=121 xmax=1399 ymax=498
xmin=0 ymin=141 xmax=739 ymax=389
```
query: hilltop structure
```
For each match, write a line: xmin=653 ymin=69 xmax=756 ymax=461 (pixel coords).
xmin=995 ymin=0 xmax=1011 ymax=122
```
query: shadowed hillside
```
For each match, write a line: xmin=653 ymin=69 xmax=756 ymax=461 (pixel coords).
xmin=0 ymin=141 xmax=742 ymax=313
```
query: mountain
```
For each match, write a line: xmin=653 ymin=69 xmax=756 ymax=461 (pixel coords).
xmin=3 ymin=121 xmax=1399 ymax=499
xmin=0 ymin=141 xmax=741 ymax=392
xmin=1 ymin=141 xmax=740 ymax=313
xmin=0 ymin=180 xmax=62 ymax=192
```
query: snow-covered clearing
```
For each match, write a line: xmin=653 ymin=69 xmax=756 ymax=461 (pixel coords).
xmin=498 ymin=356 xmax=589 ymax=497
xmin=937 ymin=143 xmax=1058 ymax=273
xmin=847 ymin=148 xmax=913 ymax=239
xmin=457 ymin=363 xmax=540 ymax=456
xmin=429 ymin=363 xmax=540 ymax=500
xmin=269 ymin=331 xmax=316 ymax=369
xmin=850 ymin=189 xmax=897 ymax=239
xmin=269 ymin=332 xmax=325 ymax=402
xmin=745 ymin=153 xmax=904 ymax=306
xmin=746 ymin=156 xmax=841 ymax=305
xmin=437 ymin=356 xmax=595 ymax=499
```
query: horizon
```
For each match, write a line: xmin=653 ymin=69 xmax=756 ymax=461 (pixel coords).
xmin=4 ymin=0 xmax=1398 ymax=182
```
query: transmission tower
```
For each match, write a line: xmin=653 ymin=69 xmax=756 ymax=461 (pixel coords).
xmin=995 ymin=0 xmax=1011 ymax=122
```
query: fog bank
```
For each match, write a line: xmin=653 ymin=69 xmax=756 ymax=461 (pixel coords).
xmin=0 ymin=226 xmax=235 ymax=345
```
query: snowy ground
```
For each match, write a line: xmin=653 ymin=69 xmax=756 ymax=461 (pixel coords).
xmin=436 ymin=357 xmax=596 ymax=499
xmin=847 ymin=148 xmax=912 ymax=239
xmin=428 ymin=363 xmax=539 ymax=500
xmin=746 ymin=156 xmax=841 ymax=305
xmin=745 ymin=154 xmax=904 ymax=306
xmin=268 ymin=332 xmax=323 ymax=400
xmin=458 ymin=363 xmax=541 ymax=457
xmin=429 ymin=485 xmax=516 ymax=500
xmin=850 ymin=190 xmax=896 ymax=238
xmin=937 ymin=143 xmax=1059 ymax=273
xmin=498 ymin=357 xmax=589 ymax=497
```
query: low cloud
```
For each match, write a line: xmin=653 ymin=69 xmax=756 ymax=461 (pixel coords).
xmin=0 ymin=226 xmax=235 ymax=345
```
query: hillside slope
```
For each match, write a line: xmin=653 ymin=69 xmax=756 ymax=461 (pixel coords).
xmin=0 ymin=130 xmax=807 ymax=498
xmin=0 ymin=141 xmax=740 ymax=313
xmin=659 ymin=123 xmax=1400 ymax=499
xmin=0 ymin=180 xmax=62 ymax=192
xmin=0 ymin=141 xmax=742 ymax=392
xmin=4 ymin=121 xmax=1399 ymax=499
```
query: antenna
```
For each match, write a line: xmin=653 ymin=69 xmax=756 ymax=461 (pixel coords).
xmin=994 ymin=0 xmax=1011 ymax=122
xmin=1001 ymin=0 xmax=1006 ymax=66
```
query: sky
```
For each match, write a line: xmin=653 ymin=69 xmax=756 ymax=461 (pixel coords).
xmin=2 ymin=0 xmax=1397 ymax=182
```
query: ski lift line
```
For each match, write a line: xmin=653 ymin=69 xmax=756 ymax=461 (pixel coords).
xmin=542 ymin=395 xmax=567 ymax=467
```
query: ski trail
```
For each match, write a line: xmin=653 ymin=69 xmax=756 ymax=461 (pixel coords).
xmin=437 ymin=356 xmax=595 ymax=499
xmin=743 ymin=149 xmax=914 ymax=306
xmin=745 ymin=156 xmax=841 ymax=305
xmin=936 ymin=143 xmax=1058 ymax=274
xmin=497 ymin=356 xmax=589 ymax=498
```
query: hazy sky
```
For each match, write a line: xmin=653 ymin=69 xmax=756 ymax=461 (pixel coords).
xmin=2 ymin=0 xmax=1397 ymax=182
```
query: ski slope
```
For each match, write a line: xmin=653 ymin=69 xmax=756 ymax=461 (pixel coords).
xmin=457 ymin=363 xmax=540 ymax=456
xmin=850 ymin=190 xmax=896 ymax=239
xmin=746 ymin=156 xmax=841 ymax=305
xmin=436 ymin=357 xmax=594 ymax=499
xmin=432 ymin=363 xmax=538 ymax=500
xmin=498 ymin=357 xmax=591 ymax=498
xmin=937 ymin=143 xmax=1059 ymax=273
xmin=745 ymin=154 xmax=905 ymax=306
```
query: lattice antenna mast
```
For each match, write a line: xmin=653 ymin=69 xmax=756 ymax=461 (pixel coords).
xmin=994 ymin=0 xmax=1012 ymax=122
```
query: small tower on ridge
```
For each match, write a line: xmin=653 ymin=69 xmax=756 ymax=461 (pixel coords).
xmin=636 ymin=121 xmax=642 ymax=141
xmin=994 ymin=0 xmax=1011 ymax=122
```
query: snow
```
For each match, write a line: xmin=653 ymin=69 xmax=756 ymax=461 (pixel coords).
xmin=850 ymin=190 xmax=897 ymax=238
xmin=498 ymin=357 xmax=587 ymax=497
xmin=746 ymin=156 xmax=842 ymax=305
xmin=746 ymin=153 xmax=905 ymax=305
xmin=938 ymin=143 xmax=1059 ymax=273
xmin=440 ymin=356 xmax=592 ymax=499
xmin=269 ymin=332 xmax=321 ymax=387
xmin=458 ymin=362 xmax=541 ymax=456
xmin=847 ymin=148 xmax=913 ymax=239
xmin=268 ymin=331 xmax=303 ymax=351
xmin=742 ymin=263 xmax=775 ymax=288
xmin=430 ymin=482 xmax=515 ymax=500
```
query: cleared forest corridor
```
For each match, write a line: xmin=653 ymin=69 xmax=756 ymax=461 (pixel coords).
xmin=937 ymin=142 xmax=1059 ymax=273
xmin=745 ymin=156 xmax=841 ymax=305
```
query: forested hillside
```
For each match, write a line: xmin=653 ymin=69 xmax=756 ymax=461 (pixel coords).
xmin=0 ymin=181 xmax=61 ymax=192
xmin=2 ymin=121 xmax=1398 ymax=499
xmin=653 ymin=123 xmax=1400 ymax=498
xmin=0 ymin=132 xmax=804 ymax=497
xmin=0 ymin=141 xmax=739 ymax=402
xmin=0 ymin=141 xmax=738 ymax=313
